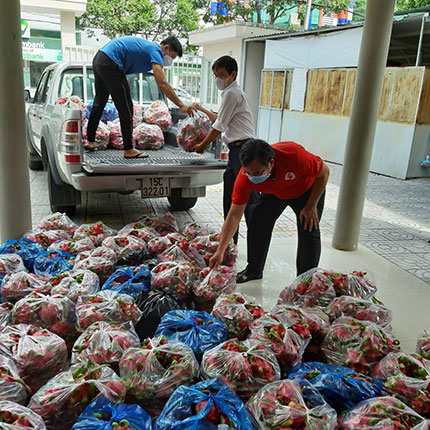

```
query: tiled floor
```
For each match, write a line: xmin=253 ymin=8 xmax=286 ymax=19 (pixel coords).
xmin=26 ymin=161 xmax=430 ymax=351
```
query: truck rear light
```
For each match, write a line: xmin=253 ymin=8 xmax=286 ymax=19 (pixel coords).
xmin=64 ymin=155 xmax=81 ymax=163
xmin=65 ymin=121 xmax=79 ymax=133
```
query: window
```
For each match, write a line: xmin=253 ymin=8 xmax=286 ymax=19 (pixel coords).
xmin=139 ymin=73 xmax=164 ymax=103
xmin=33 ymin=70 xmax=50 ymax=104
xmin=41 ymin=71 xmax=54 ymax=104
xmin=58 ymin=68 xmax=95 ymax=101
xmin=206 ymin=60 xmax=219 ymax=106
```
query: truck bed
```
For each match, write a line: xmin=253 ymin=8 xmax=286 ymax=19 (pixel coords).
xmin=83 ymin=147 xmax=227 ymax=174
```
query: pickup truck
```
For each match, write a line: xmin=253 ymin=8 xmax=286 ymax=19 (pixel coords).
xmin=26 ymin=62 xmax=226 ymax=215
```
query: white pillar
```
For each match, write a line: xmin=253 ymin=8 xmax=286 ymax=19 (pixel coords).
xmin=60 ymin=11 xmax=76 ymax=53
xmin=0 ymin=0 xmax=32 ymax=241
xmin=332 ymin=0 xmax=396 ymax=251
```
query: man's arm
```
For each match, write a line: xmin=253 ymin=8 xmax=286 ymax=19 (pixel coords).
xmin=192 ymin=104 xmax=218 ymax=123
xmin=209 ymin=203 xmax=247 ymax=269
xmin=299 ymin=163 xmax=330 ymax=232
xmin=152 ymin=63 xmax=194 ymax=115
xmin=192 ymin=128 xmax=221 ymax=154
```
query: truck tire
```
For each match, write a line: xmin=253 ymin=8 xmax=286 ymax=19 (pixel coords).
xmin=167 ymin=189 xmax=198 ymax=211
xmin=28 ymin=152 xmax=44 ymax=171
xmin=47 ymin=164 xmax=79 ymax=216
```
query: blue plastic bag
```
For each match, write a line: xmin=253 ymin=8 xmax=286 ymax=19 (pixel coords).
xmin=33 ymin=250 xmax=74 ymax=277
xmin=102 ymin=266 xmax=151 ymax=298
xmin=87 ymin=101 xmax=117 ymax=123
xmin=288 ymin=361 xmax=383 ymax=411
xmin=154 ymin=378 xmax=252 ymax=430
xmin=0 ymin=238 xmax=44 ymax=270
xmin=72 ymin=397 xmax=152 ymax=430
xmin=154 ymin=310 xmax=227 ymax=356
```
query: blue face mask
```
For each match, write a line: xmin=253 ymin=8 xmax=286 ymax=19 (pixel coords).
xmin=247 ymin=173 xmax=270 ymax=184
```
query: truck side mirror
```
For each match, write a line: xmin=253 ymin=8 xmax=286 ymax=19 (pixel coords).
xmin=24 ymin=89 xmax=32 ymax=102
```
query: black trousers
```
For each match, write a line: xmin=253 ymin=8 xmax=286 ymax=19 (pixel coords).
xmin=223 ymin=144 xmax=258 ymax=244
xmin=246 ymin=186 xmax=325 ymax=276
xmin=87 ymin=51 xmax=134 ymax=150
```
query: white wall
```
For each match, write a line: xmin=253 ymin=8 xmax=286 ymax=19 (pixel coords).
xmin=408 ymin=125 xmax=430 ymax=178
xmin=278 ymin=111 xmax=423 ymax=179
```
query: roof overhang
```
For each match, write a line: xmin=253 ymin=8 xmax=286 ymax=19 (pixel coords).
xmin=21 ymin=0 xmax=87 ymax=16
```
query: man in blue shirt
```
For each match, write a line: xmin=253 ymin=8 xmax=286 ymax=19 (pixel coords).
xmin=86 ymin=36 xmax=194 ymax=158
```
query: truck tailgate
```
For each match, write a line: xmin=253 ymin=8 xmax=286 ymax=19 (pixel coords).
xmin=83 ymin=147 xmax=227 ymax=174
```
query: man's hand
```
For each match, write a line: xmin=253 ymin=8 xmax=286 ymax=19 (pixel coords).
xmin=209 ymin=249 xmax=224 ymax=269
xmin=181 ymin=105 xmax=195 ymax=116
xmin=299 ymin=204 xmax=319 ymax=232
xmin=192 ymin=143 xmax=207 ymax=154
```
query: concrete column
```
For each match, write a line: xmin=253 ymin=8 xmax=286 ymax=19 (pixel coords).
xmin=304 ymin=0 xmax=312 ymax=30
xmin=332 ymin=0 xmax=396 ymax=251
xmin=60 ymin=11 xmax=76 ymax=53
xmin=0 ymin=0 xmax=32 ymax=241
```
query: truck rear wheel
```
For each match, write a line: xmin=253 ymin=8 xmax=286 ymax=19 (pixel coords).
xmin=48 ymin=164 xmax=80 ymax=216
xmin=28 ymin=152 xmax=43 ymax=171
xmin=168 ymin=189 xmax=198 ymax=211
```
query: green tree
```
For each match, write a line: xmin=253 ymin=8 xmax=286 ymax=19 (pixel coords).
xmin=78 ymin=0 xmax=202 ymax=41
xmin=396 ymin=0 xmax=430 ymax=9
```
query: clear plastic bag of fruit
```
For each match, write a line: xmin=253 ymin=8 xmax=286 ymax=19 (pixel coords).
xmin=12 ymin=292 xmax=77 ymax=343
xmin=248 ymin=314 xmax=308 ymax=368
xmin=338 ymin=396 xmax=428 ymax=429
xmin=74 ymin=248 xmax=118 ymax=282
xmin=101 ymin=266 xmax=151 ymax=299
xmin=133 ymin=122 xmax=165 ymax=150
xmin=177 ymin=112 xmax=212 ymax=152
xmin=71 ymin=397 xmax=152 ymax=430
xmin=136 ymin=213 xmax=178 ymax=236
xmin=0 ymin=324 xmax=68 ymax=394
xmin=181 ymin=222 xmax=212 ymax=241
xmin=288 ymin=362 xmax=383 ymax=412
xmin=102 ymin=235 xmax=147 ymax=261
xmin=72 ymin=321 xmax=140 ymax=367
xmin=151 ymin=261 xmax=196 ymax=298
xmin=190 ymin=234 xmax=237 ymax=267
xmin=372 ymin=352 xmax=430 ymax=416
xmin=118 ymin=223 xmax=160 ymax=242
xmin=0 ymin=254 xmax=27 ymax=277
xmin=73 ymin=222 xmax=118 ymax=247
xmin=148 ymin=233 xmax=183 ymax=255
xmin=0 ymin=355 xmax=31 ymax=404
xmin=0 ymin=303 xmax=13 ymax=331
xmin=143 ymin=101 xmax=172 ymax=131
xmin=108 ymin=119 xmax=123 ymax=150
xmin=48 ymin=238 xmax=95 ymax=256
xmin=321 ymin=317 xmax=401 ymax=375
xmin=23 ymin=230 xmax=72 ymax=249
xmin=154 ymin=310 xmax=227 ymax=356
xmin=37 ymin=213 xmax=78 ymax=236
xmin=1 ymin=272 xmax=50 ymax=303
xmin=154 ymin=378 xmax=252 ymax=430
xmin=0 ymin=400 xmax=47 ymax=430
xmin=76 ymin=290 xmax=142 ymax=331
xmin=50 ymin=270 xmax=100 ymax=303
xmin=321 ymin=269 xmax=377 ymax=299
xmin=28 ymin=362 xmax=126 ymax=430
xmin=212 ymin=293 xmax=265 ymax=339
xmin=33 ymin=250 xmax=74 ymax=278
xmin=278 ymin=268 xmax=336 ymax=308
xmin=416 ymin=330 xmax=430 ymax=360
xmin=119 ymin=336 xmax=199 ymax=416
xmin=325 ymin=296 xmax=392 ymax=329
xmin=194 ymin=266 xmax=236 ymax=304
xmin=247 ymin=379 xmax=338 ymax=430
xmin=86 ymin=101 xmax=117 ymax=124
xmin=0 ymin=238 xmax=44 ymax=271
xmin=201 ymin=339 xmax=281 ymax=400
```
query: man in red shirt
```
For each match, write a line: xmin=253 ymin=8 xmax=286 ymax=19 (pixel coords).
xmin=209 ymin=139 xmax=330 ymax=283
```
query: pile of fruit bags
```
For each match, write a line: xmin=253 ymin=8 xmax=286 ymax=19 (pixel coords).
xmin=177 ymin=113 xmax=211 ymax=152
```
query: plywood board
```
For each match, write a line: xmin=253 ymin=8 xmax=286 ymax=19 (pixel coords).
xmin=271 ymin=71 xmax=285 ymax=109
xmin=260 ymin=71 xmax=272 ymax=107
xmin=378 ymin=69 xmax=395 ymax=121
xmin=389 ymin=67 xmax=423 ymax=124
xmin=342 ymin=69 xmax=357 ymax=116
xmin=326 ymin=69 xmax=347 ymax=115
xmin=305 ymin=69 xmax=329 ymax=114
xmin=417 ymin=67 xmax=430 ymax=125
xmin=284 ymin=70 xmax=293 ymax=110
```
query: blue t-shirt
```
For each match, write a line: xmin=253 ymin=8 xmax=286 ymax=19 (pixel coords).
xmin=100 ymin=36 xmax=163 ymax=75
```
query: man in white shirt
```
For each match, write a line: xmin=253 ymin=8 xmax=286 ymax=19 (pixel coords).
xmin=191 ymin=56 xmax=257 ymax=244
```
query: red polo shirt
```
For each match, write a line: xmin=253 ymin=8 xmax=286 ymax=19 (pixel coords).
xmin=231 ymin=141 xmax=324 ymax=205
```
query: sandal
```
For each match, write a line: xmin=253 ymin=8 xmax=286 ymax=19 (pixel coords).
xmin=124 ymin=152 xmax=148 ymax=159
xmin=236 ymin=269 xmax=262 ymax=284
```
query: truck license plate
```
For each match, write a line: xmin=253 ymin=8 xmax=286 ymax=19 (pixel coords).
xmin=141 ymin=177 xmax=170 ymax=198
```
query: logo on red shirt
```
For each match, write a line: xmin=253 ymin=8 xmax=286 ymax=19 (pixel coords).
xmin=284 ymin=172 xmax=296 ymax=181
